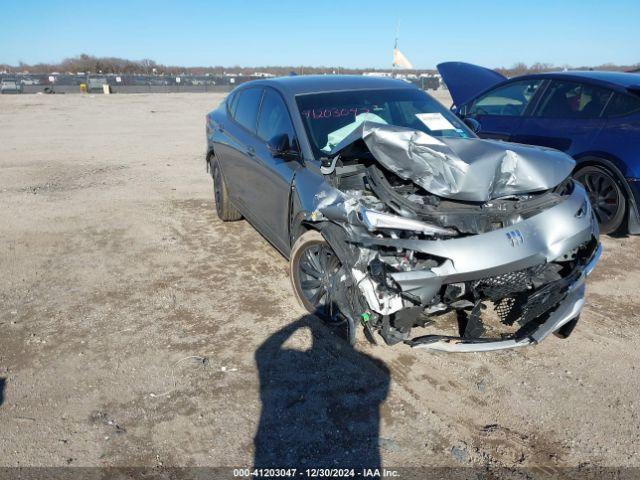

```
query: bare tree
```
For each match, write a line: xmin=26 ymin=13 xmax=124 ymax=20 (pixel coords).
xmin=1 ymin=54 xmax=637 ymax=76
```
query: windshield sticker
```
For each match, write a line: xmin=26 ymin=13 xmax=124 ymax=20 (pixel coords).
xmin=415 ymin=113 xmax=456 ymax=131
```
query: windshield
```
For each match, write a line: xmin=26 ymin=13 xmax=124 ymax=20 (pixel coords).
xmin=295 ymin=88 xmax=473 ymax=157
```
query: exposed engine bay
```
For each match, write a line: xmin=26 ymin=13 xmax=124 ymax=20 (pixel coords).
xmin=303 ymin=122 xmax=601 ymax=352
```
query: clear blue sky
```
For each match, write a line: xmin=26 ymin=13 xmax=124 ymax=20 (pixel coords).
xmin=1 ymin=0 xmax=638 ymax=69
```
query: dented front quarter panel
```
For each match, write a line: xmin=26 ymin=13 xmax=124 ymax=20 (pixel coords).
xmin=289 ymin=162 xmax=339 ymax=249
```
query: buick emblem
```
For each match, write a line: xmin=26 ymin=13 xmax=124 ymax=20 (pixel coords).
xmin=506 ymin=229 xmax=524 ymax=247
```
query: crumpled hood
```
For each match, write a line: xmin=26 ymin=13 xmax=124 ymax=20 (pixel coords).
xmin=327 ymin=122 xmax=575 ymax=202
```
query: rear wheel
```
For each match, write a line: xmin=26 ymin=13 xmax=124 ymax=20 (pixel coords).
xmin=210 ymin=156 xmax=242 ymax=221
xmin=290 ymin=230 xmax=355 ymax=344
xmin=574 ymin=165 xmax=626 ymax=234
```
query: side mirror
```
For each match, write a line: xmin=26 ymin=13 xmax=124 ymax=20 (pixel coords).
xmin=463 ymin=117 xmax=481 ymax=134
xmin=452 ymin=103 xmax=467 ymax=116
xmin=268 ymin=134 xmax=300 ymax=161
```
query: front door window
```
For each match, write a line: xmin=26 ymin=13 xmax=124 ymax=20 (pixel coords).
xmin=469 ymin=79 xmax=543 ymax=117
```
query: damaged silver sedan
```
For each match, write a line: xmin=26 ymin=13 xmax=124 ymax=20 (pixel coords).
xmin=206 ymin=76 xmax=601 ymax=352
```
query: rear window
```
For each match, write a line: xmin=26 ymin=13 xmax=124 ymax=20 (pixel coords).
xmin=604 ymin=92 xmax=640 ymax=117
xmin=534 ymin=81 xmax=612 ymax=119
xmin=234 ymin=87 xmax=263 ymax=133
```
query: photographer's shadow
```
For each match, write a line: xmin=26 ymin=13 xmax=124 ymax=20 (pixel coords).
xmin=254 ymin=315 xmax=390 ymax=469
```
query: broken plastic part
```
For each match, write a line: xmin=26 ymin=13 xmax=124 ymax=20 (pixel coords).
xmin=320 ymin=154 xmax=340 ymax=175
xmin=408 ymin=283 xmax=586 ymax=352
xmin=351 ymin=268 xmax=404 ymax=315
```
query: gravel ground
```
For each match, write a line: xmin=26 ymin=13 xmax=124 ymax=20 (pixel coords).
xmin=0 ymin=92 xmax=639 ymax=472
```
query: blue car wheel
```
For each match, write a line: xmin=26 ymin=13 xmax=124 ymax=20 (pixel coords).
xmin=575 ymin=165 xmax=626 ymax=234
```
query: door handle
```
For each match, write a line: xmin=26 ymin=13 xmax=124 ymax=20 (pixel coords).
xmin=246 ymin=146 xmax=256 ymax=157
xmin=216 ymin=124 xmax=225 ymax=132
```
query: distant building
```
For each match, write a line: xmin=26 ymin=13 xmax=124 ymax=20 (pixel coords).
xmin=87 ymin=76 xmax=107 ymax=92
xmin=363 ymin=71 xmax=392 ymax=77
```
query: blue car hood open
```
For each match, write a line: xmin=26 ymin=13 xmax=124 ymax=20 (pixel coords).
xmin=437 ymin=62 xmax=507 ymax=108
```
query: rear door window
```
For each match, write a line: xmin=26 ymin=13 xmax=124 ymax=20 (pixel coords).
xmin=256 ymin=88 xmax=296 ymax=144
xmin=469 ymin=79 xmax=543 ymax=116
xmin=227 ymin=91 xmax=239 ymax=117
xmin=534 ymin=80 xmax=612 ymax=119
xmin=604 ymin=92 xmax=640 ymax=117
xmin=234 ymin=87 xmax=263 ymax=133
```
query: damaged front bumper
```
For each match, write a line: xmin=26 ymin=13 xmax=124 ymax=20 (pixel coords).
xmin=355 ymin=183 xmax=596 ymax=303
xmin=312 ymin=182 xmax=601 ymax=352
xmin=408 ymin=243 xmax=600 ymax=352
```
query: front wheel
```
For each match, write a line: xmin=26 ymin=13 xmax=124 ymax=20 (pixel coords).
xmin=574 ymin=165 xmax=626 ymax=234
xmin=290 ymin=230 xmax=355 ymax=344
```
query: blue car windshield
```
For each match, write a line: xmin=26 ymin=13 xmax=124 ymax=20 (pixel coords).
xmin=295 ymin=88 xmax=473 ymax=157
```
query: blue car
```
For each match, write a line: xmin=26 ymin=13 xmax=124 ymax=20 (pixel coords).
xmin=438 ymin=62 xmax=640 ymax=234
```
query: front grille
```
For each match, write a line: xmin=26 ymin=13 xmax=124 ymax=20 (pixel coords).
xmin=470 ymin=264 xmax=579 ymax=331
xmin=518 ymin=280 xmax=569 ymax=324
xmin=471 ymin=264 xmax=548 ymax=301
xmin=494 ymin=278 xmax=569 ymax=327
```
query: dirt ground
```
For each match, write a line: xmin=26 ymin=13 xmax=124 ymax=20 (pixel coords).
xmin=1 ymin=91 xmax=639 ymax=472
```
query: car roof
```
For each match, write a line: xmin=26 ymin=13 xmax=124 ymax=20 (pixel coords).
xmin=520 ymin=71 xmax=640 ymax=90
xmin=232 ymin=75 xmax=418 ymax=97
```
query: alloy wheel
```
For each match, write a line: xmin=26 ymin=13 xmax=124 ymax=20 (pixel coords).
xmin=297 ymin=243 xmax=342 ymax=323
xmin=575 ymin=166 xmax=625 ymax=234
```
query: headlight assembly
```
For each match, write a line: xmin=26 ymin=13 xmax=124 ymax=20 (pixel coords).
xmin=357 ymin=207 xmax=458 ymax=237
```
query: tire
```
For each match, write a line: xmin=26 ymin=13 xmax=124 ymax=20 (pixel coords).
xmin=290 ymin=230 xmax=355 ymax=344
xmin=574 ymin=165 xmax=626 ymax=235
xmin=553 ymin=316 xmax=579 ymax=339
xmin=210 ymin=156 xmax=242 ymax=221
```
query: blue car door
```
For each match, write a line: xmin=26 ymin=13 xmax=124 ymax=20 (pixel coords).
xmin=463 ymin=79 xmax=545 ymax=141
xmin=511 ymin=79 xmax=611 ymax=155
